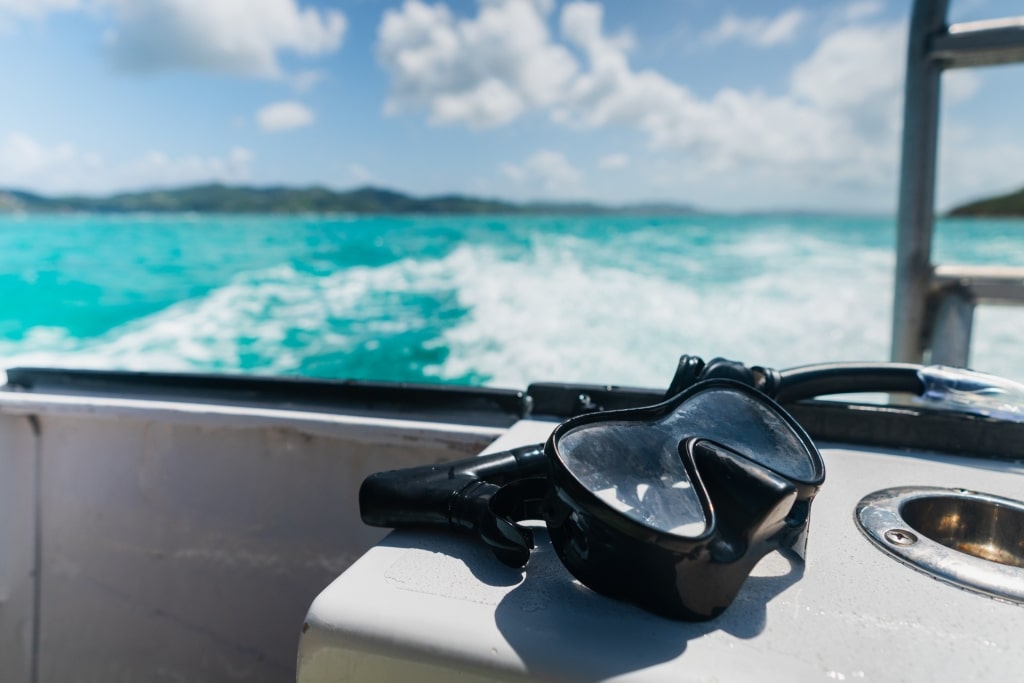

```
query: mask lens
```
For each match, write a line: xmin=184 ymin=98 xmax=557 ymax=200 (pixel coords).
xmin=557 ymin=421 xmax=706 ymax=536
xmin=665 ymin=386 xmax=822 ymax=484
xmin=554 ymin=383 xmax=821 ymax=538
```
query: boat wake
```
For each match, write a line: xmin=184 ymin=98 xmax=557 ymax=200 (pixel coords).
xmin=3 ymin=220 xmax=1023 ymax=388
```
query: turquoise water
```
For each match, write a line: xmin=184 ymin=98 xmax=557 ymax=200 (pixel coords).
xmin=2 ymin=213 xmax=1023 ymax=388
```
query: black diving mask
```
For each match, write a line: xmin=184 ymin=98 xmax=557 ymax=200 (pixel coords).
xmin=360 ymin=377 xmax=824 ymax=621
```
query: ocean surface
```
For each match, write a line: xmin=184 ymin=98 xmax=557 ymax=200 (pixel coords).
xmin=2 ymin=212 xmax=1023 ymax=389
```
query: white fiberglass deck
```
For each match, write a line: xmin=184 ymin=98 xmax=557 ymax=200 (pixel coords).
xmin=298 ymin=420 xmax=1024 ymax=682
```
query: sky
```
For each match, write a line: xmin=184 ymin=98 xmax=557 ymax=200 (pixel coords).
xmin=0 ymin=0 xmax=1022 ymax=212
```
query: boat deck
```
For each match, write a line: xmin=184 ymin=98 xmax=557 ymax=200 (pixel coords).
xmin=298 ymin=420 xmax=1024 ymax=682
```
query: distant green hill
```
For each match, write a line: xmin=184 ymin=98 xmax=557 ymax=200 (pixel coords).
xmin=948 ymin=186 xmax=1024 ymax=217
xmin=0 ymin=183 xmax=699 ymax=216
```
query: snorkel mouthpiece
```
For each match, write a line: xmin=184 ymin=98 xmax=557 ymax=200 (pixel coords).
xmin=359 ymin=379 xmax=824 ymax=621
xmin=359 ymin=444 xmax=547 ymax=568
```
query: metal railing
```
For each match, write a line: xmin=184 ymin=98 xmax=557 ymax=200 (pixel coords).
xmin=891 ymin=0 xmax=1024 ymax=367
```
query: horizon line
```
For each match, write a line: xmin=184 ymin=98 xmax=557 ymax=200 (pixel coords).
xmin=0 ymin=181 xmax=916 ymax=217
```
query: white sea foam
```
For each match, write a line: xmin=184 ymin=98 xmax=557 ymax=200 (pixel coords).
xmin=0 ymin=260 xmax=444 ymax=376
xmin=424 ymin=234 xmax=899 ymax=388
xmin=426 ymin=229 xmax=1024 ymax=387
xmin=3 ymin=223 xmax=1023 ymax=389
xmin=971 ymin=307 xmax=1024 ymax=382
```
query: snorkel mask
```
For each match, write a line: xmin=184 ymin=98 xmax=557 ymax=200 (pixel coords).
xmin=361 ymin=359 xmax=824 ymax=621
xmin=359 ymin=355 xmax=1024 ymax=621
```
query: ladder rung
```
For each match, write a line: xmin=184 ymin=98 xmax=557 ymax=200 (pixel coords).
xmin=932 ymin=264 xmax=1024 ymax=305
xmin=930 ymin=17 xmax=1024 ymax=68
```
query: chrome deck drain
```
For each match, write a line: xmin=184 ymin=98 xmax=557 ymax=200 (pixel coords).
xmin=856 ymin=486 xmax=1024 ymax=604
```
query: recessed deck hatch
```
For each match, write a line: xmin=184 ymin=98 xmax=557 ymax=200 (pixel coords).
xmin=856 ymin=486 xmax=1024 ymax=604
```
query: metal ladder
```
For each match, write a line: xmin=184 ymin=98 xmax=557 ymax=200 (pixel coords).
xmin=891 ymin=0 xmax=1024 ymax=366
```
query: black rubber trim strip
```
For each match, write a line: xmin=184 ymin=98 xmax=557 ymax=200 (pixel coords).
xmin=3 ymin=367 xmax=529 ymax=427
xmin=526 ymin=382 xmax=663 ymax=417
xmin=787 ymin=399 xmax=1024 ymax=461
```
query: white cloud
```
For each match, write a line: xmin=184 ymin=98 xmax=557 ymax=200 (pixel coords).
xmin=101 ymin=0 xmax=346 ymax=78
xmin=0 ymin=132 xmax=79 ymax=177
xmin=944 ymin=70 xmax=980 ymax=104
xmin=501 ymin=150 xmax=581 ymax=193
xmin=937 ymin=122 xmax=1024 ymax=210
xmin=598 ymin=153 xmax=629 ymax=170
xmin=704 ymin=8 xmax=806 ymax=48
xmin=291 ymin=69 xmax=327 ymax=92
xmin=499 ymin=163 xmax=527 ymax=183
xmin=368 ymin=0 xmax=953 ymax=207
xmin=123 ymin=146 xmax=254 ymax=187
xmin=843 ymin=1 xmax=885 ymax=22
xmin=365 ymin=0 xmax=991 ymax=208
xmin=376 ymin=0 xmax=578 ymax=128
xmin=256 ymin=101 xmax=315 ymax=132
xmin=0 ymin=0 xmax=78 ymax=32
xmin=0 ymin=0 xmax=75 ymax=12
xmin=349 ymin=164 xmax=374 ymax=184
xmin=790 ymin=23 xmax=904 ymax=113
xmin=0 ymin=0 xmax=80 ymax=19
xmin=554 ymin=3 xmax=917 ymax=195
xmin=557 ymin=2 xmax=696 ymax=136
xmin=376 ymin=0 xmax=910 ymax=198
xmin=0 ymin=132 xmax=253 ymax=194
